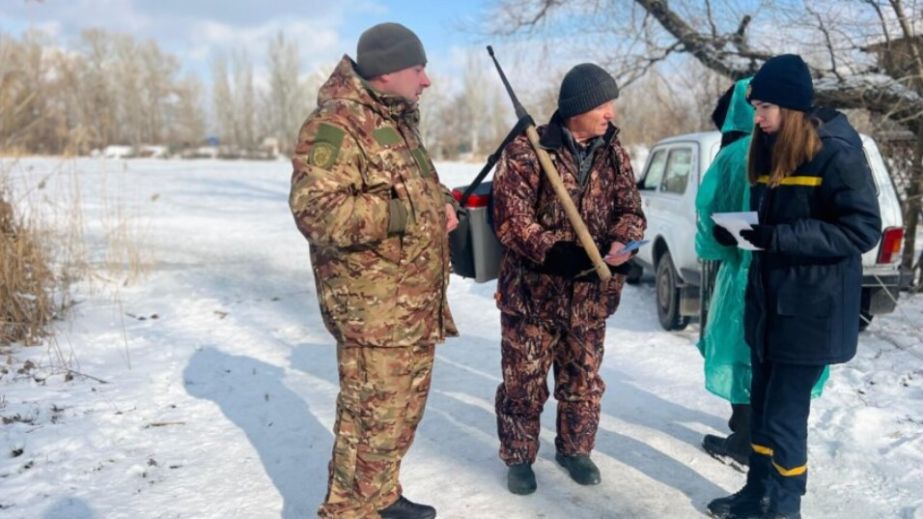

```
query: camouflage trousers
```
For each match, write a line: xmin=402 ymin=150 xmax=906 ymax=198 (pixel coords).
xmin=318 ymin=342 xmax=435 ymax=519
xmin=495 ymin=313 xmax=607 ymax=465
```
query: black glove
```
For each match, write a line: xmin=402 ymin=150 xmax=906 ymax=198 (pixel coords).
xmin=608 ymin=261 xmax=634 ymax=276
xmin=739 ymin=224 xmax=775 ymax=250
xmin=539 ymin=241 xmax=593 ymax=278
xmin=712 ymin=225 xmax=737 ymax=246
xmin=575 ymin=261 xmax=634 ymax=280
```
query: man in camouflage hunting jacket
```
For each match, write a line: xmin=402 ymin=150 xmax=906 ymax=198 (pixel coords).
xmin=491 ymin=63 xmax=646 ymax=495
xmin=289 ymin=22 xmax=458 ymax=519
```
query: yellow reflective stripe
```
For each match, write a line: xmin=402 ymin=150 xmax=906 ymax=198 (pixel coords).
xmin=756 ymin=175 xmax=823 ymax=186
xmin=773 ymin=461 xmax=808 ymax=477
xmin=751 ymin=443 xmax=774 ymax=456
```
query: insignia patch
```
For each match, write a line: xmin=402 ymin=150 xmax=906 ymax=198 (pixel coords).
xmin=310 ymin=143 xmax=336 ymax=168
xmin=309 ymin=123 xmax=345 ymax=170
xmin=373 ymin=127 xmax=402 ymax=146
xmin=411 ymin=147 xmax=433 ymax=178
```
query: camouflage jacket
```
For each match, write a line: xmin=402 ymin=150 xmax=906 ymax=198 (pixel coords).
xmin=492 ymin=114 xmax=646 ymax=328
xmin=290 ymin=56 xmax=457 ymax=347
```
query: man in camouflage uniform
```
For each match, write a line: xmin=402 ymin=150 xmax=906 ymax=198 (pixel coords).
xmin=491 ymin=63 xmax=646 ymax=495
xmin=289 ymin=22 xmax=458 ymax=519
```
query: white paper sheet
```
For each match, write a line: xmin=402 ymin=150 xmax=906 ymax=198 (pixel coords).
xmin=711 ymin=211 xmax=762 ymax=251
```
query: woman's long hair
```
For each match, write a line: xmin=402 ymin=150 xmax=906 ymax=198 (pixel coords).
xmin=748 ymin=108 xmax=822 ymax=187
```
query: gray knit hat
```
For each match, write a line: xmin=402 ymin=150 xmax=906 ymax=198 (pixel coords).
xmin=356 ymin=22 xmax=427 ymax=79
xmin=558 ymin=63 xmax=620 ymax=119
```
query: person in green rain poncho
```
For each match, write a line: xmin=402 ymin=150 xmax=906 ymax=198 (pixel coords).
xmin=694 ymin=77 xmax=829 ymax=467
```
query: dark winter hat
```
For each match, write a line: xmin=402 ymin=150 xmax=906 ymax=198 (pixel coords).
xmin=711 ymin=84 xmax=736 ymax=131
xmin=747 ymin=54 xmax=814 ymax=112
xmin=356 ymin=22 xmax=427 ymax=79
xmin=558 ymin=63 xmax=620 ymax=119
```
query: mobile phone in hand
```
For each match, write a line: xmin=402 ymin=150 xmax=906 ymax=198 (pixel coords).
xmin=608 ymin=239 xmax=649 ymax=258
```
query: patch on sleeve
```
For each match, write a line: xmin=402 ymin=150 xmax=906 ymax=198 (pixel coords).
xmin=372 ymin=127 xmax=402 ymax=146
xmin=309 ymin=123 xmax=345 ymax=170
xmin=411 ymin=147 xmax=433 ymax=178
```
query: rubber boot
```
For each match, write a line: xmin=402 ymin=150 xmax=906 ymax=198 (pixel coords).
xmin=507 ymin=463 xmax=537 ymax=495
xmin=555 ymin=452 xmax=601 ymax=485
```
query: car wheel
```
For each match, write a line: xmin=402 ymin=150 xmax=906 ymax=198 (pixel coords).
xmin=859 ymin=311 xmax=873 ymax=331
xmin=656 ymin=251 xmax=689 ymax=331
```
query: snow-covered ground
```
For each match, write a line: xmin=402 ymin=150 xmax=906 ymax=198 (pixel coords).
xmin=1 ymin=158 xmax=921 ymax=519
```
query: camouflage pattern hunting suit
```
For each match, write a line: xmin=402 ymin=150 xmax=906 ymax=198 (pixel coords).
xmin=290 ymin=55 xmax=456 ymax=518
xmin=492 ymin=113 xmax=645 ymax=465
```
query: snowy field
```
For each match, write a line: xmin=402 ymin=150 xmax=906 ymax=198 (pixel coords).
xmin=1 ymin=158 xmax=922 ymax=519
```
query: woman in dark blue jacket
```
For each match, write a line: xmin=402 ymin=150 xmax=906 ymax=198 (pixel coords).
xmin=707 ymin=54 xmax=881 ymax=519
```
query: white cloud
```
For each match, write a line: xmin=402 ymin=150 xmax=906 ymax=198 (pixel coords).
xmin=4 ymin=0 xmax=386 ymax=78
xmin=189 ymin=18 xmax=341 ymax=62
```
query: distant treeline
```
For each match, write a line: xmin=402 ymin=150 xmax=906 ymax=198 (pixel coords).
xmin=1 ymin=28 xmax=726 ymax=160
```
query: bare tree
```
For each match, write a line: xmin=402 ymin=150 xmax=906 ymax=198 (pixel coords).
xmin=264 ymin=31 xmax=305 ymax=156
xmin=211 ymin=54 xmax=235 ymax=148
xmin=1 ymin=28 xmax=205 ymax=155
xmin=421 ymin=50 xmax=513 ymax=161
xmin=169 ymin=75 xmax=207 ymax=149
xmin=111 ymin=34 xmax=145 ymax=146
xmin=0 ymin=30 xmax=57 ymax=153
xmin=76 ymin=30 xmax=118 ymax=150
xmin=232 ymin=49 xmax=257 ymax=152
xmin=138 ymin=40 xmax=180 ymax=145
xmin=462 ymin=52 xmax=487 ymax=157
xmin=211 ymin=49 xmax=258 ymax=154
xmin=419 ymin=72 xmax=453 ymax=159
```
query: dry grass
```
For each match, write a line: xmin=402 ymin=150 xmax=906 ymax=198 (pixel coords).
xmin=0 ymin=170 xmax=56 ymax=345
xmin=96 ymin=161 xmax=154 ymax=286
xmin=1 ymin=157 xmax=154 ymax=366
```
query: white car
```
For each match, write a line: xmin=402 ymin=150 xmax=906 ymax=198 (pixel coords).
xmin=630 ymin=131 xmax=906 ymax=331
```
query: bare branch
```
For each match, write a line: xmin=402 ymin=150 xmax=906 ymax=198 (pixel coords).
xmin=619 ymin=41 xmax=685 ymax=87
xmin=705 ymin=0 xmax=718 ymax=39
xmin=888 ymin=0 xmax=923 ymax=91
xmin=863 ymin=0 xmax=892 ymax=46
xmin=632 ymin=0 xmax=770 ymax=77
xmin=806 ymin=5 xmax=844 ymax=81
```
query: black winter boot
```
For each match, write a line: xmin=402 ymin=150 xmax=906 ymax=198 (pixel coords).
xmin=728 ymin=404 xmax=751 ymax=433
xmin=707 ymin=487 xmax=767 ymax=518
xmin=707 ymin=453 xmax=771 ymax=518
xmin=507 ymin=463 xmax=537 ymax=495
xmin=378 ymin=496 xmax=437 ymax=519
xmin=764 ymin=478 xmax=802 ymax=519
xmin=705 ymin=404 xmax=753 ymax=466
xmin=703 ymin=431 xmax=752 ymax=466
xmin=555 ymin=452 xmax=601 ymax=485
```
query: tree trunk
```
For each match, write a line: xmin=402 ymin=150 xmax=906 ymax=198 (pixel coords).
xmin=905 ymin=131 xmax=923 ymax=291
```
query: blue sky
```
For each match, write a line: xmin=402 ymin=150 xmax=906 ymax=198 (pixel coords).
xmin=1 ymin=0 xmax=493 ymax=81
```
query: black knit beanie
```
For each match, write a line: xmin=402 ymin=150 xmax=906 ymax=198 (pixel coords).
xmin=747 ymin=54 xmax=814 ymax=112
xmin=558 ymin=63 xmax=620 ymax=119
xmin=711 ymin=84 xmax=735 ymax=131
xmin=356 ymin=23 xmax=427 ymax=79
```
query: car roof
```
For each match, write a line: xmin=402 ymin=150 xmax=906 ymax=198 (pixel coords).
xmin=657 ymin=130 xmax=875 ymax=146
